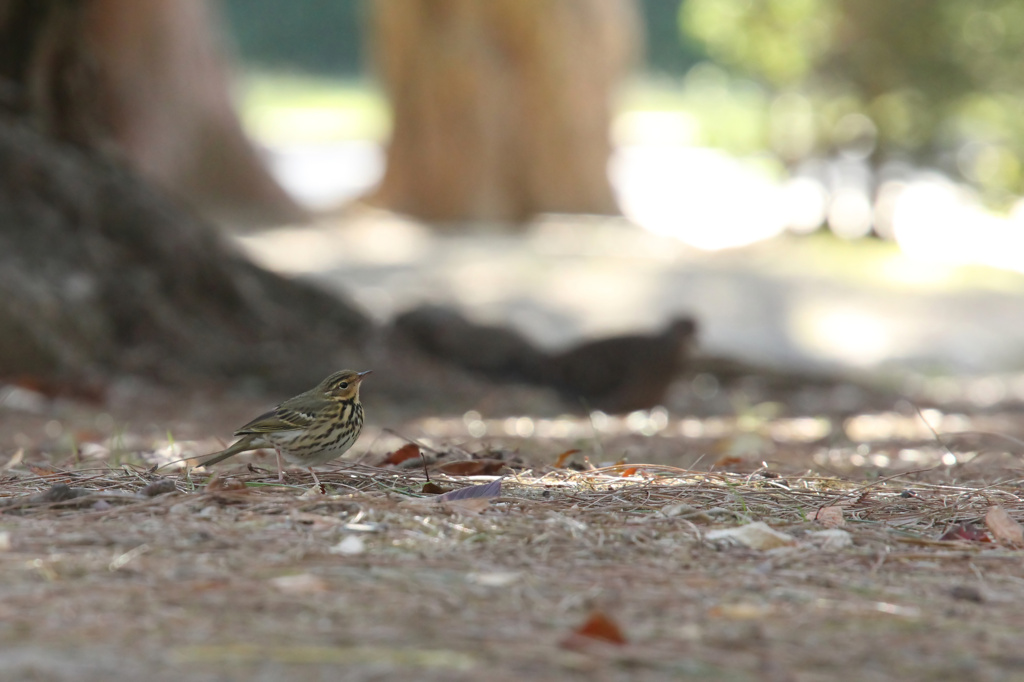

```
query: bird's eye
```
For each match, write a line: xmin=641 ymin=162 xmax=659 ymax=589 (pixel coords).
xmin=337 ymin=381 xmax=349 ymax=390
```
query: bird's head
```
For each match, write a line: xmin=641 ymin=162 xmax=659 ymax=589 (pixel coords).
xmin=321 ymin=369 xmax=372 ymax=400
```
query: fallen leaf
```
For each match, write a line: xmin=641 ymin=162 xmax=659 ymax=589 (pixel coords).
xmin=466 ymin=571 xmax=521 ymax=587
xmin=269 ymin=573 xmax=328 ymax=594
xmin=713 ymin=456 xmax=745 ymax=469
xmin=815 ymin=506 xmax=845 ymax=528
xmin=553 ymin=449 xmax=580 ymax=468
xmin=560 ymin=610 xmax=627 ymax=650
xmin=436 ymin=459 xmax=505 ymax=476
xmin=421 ymin=482 xmax=448 ymax=495
xmin=2 ymin=448 xmax=23 ymax=470
xmin=73 ymin=429 xmax=104 ymax=443
xmin=619 ymin=466 xmax=639 ymax=477
xmin=437 ymin=478 xmax=502 ymax=501
xmin=939 ymin=522 xmax=990 ymax=543
xmin=660 ymin=503 xmax=697 ymax=518
xmin=804 ymin=529 xmax=853 ymax=550
xmin=709 ymin=603 xmax=773 ymax=620
xmin=706 ymin=522 xmax=796 ymax=550
xmin=26 ymin=464 xmax=62 ymax=478
xmin=329 ymin=535 xmax=366 ymax=556
xmin=299 ymin=485 xmax=327 ymax=499
xmin=985 ymin=506 xmax=1024 ymax=546
xmin=382 ymin=443 xmax=421 ymax=466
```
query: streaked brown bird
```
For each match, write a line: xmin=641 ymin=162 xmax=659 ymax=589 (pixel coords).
xmin=199 ymin=369 xmax=371 ymax=486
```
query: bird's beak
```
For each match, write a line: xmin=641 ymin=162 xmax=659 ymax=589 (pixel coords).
xmin=356 ymin=370 xmax=372 ymax=382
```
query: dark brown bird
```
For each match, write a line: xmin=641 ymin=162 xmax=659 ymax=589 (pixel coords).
xmin=544 ymin=317 xmax=697 ymax=413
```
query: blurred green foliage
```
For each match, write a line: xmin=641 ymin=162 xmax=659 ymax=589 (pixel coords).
xmin=222 ymin=0 xmax=366 ymax=75
xmin=682 ymin=0 xmax=1024 ymax=199
xmin=220 ymin=0 xmax=1024 ymax=199
xmin=221 ymin=0 xmax=707 ymax=77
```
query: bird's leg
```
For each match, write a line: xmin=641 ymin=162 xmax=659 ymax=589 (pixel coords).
xmin=308 ymin=467 xmax=325 ymax=494
xmin=274 ymin=449 xmax=285 ymax=482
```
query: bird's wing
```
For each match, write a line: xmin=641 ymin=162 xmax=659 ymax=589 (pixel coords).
xmin=234 ymin=405 xmax=315 ymax=435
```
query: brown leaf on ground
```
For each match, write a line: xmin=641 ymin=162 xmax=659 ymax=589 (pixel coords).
xmin=815 ymin=505 xmax=845 ymax=528
xmin=939 ymin=522 xmax=990 ymax=543
xmin=436 ymin=459 xmax=505 ymax=476
xmin=26 ymin=464 xmax=63 ymax=478
xmin=73 ymin=429 xmax=105 ymax=443
xmin=560 ymin=610 xmax=628 ymax=650
xmin=985 ymin=506 xmax=1024 ymax=546
xmin=421 ymin=482 xmax=448 ymax=495
xmin=553 ymin=449 xmax=579 ymax=468
xmin=381 ymin=443 xmax=421 ymax=466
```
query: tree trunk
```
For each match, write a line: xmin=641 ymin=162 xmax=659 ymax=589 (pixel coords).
xmin=82 ymin=0 xmax=305 ymax=224
xmin=0 ymin=0 xmax=367 ymax=391
xmin=368 ymin=0 xmax=639 ymax=225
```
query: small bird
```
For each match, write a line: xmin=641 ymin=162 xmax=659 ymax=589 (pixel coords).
xmin=198 ymin=369 xmax=371 ymax=487
xmin=545 ymin=317 xmax=697 ymax=413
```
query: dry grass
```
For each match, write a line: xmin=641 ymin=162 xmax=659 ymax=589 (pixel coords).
xmin=4 ymin=437 xmax=1024 ymax=681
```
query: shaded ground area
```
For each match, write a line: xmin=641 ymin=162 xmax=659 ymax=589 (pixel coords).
xmin=3 ymin=372 xmax=1024 ymax=681
xmin=236 ymin=211 xmax=1024 ymax=377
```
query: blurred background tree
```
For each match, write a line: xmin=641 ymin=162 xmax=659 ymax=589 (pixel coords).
xmin=0 ymin=0 xmax=366 ymax=388
xmin=222 ymin=0 xmax=1024 ymax=209
xmin=364 ymin=0 xmax=637 ymax=223
xmin=6 ymin=0 xmax=1024 ymax=389
xmin=683 ymin=0 xmax=1024 ymax=202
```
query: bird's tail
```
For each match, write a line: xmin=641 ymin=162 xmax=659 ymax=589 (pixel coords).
xmin=197 ymin=435 xmax=257 ymax=468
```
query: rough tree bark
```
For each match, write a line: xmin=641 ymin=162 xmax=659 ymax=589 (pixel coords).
xmin=368 ymin=0 xmax=639 ymax=225
xmin=0 ymin=0 xmax=367 ymax=391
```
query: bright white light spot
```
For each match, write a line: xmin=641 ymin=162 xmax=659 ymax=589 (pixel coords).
xmin=613 ymin=111 xmax=700 ymax=146
xmin=869 ymin=453 xmax=891 ymax=467
xmin=966 ymin=377 xmax=1006 ymax=407
xmin=514 ymin=417 xmax=535 ymax=438
xmin=626 ymin=410 xmax=649 ymax=433
xmin=612 ymin=146 xmax=789 ymax=250
xmin=792 ymin=306 xmax=892 ymax=366
xmin=898 ymin=449 xmax=923 ymax=462
xmin=783 ymin=177 xmax=828 ymax=234
xmin=827 ymin=188 xmax=874 ymax=239
xmin=679 ymin=418 xmax=704 ymax=438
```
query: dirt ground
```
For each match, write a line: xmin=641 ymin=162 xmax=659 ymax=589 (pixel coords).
xmin=3 ymin=372 xmax=1024 ymax=682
